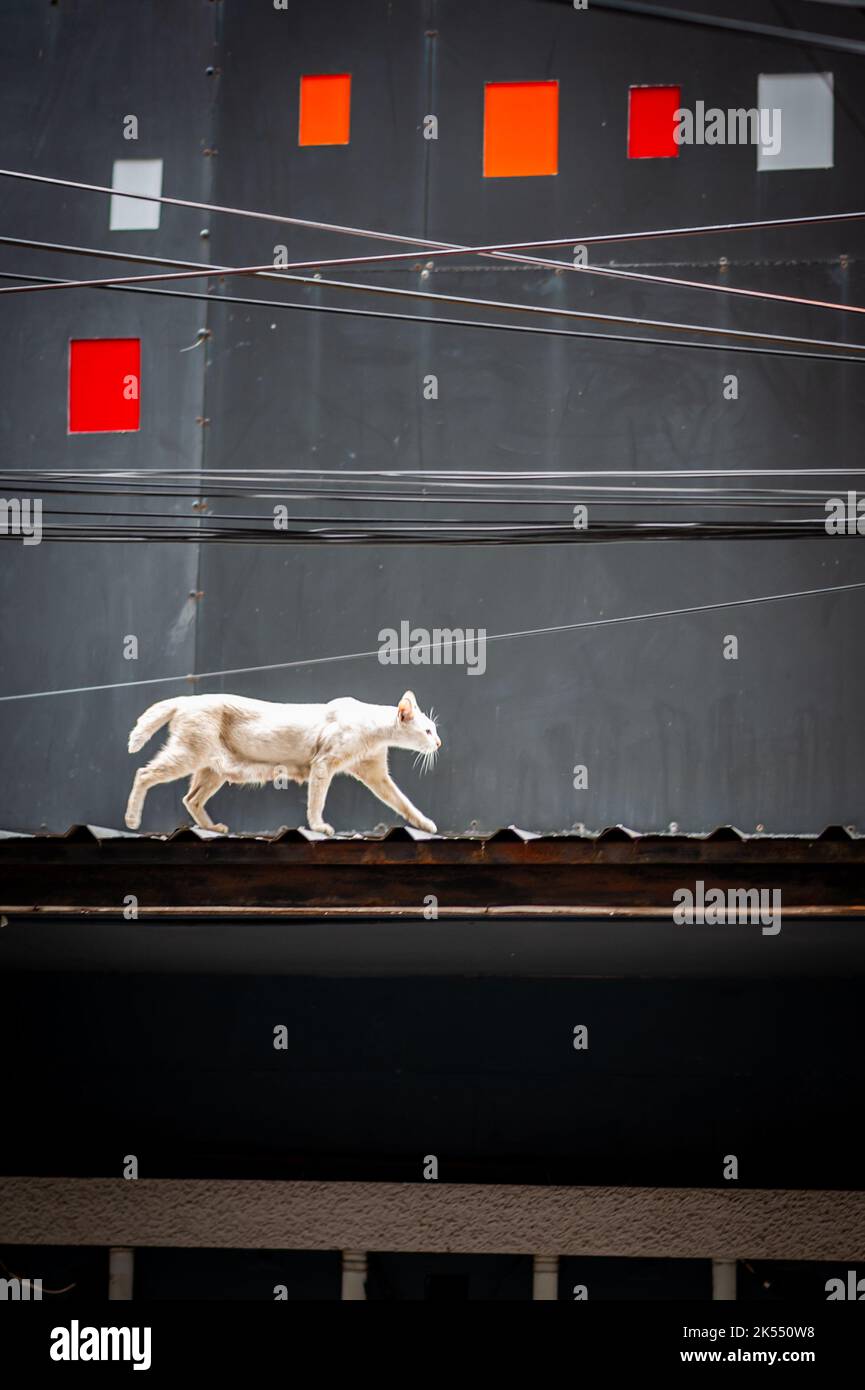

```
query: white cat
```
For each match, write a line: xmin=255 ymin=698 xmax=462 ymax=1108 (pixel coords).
xmin=125 ymin=689 xmax=440 ymax=836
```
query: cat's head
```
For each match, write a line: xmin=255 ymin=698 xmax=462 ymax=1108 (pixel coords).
xmin=395 ymin=690 xmax=441 ymax=756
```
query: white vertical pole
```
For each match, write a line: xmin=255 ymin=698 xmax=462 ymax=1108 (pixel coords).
xmin=712 ymin=1259 xmax=737 ymax=1300
xmin=533 ymin=1254 xmax=559 ymax=1300
xmin=341 ymin=1250 xmax=367 ymax=1301
xmin=108 ymin=1247 xmax=134 ymax=1300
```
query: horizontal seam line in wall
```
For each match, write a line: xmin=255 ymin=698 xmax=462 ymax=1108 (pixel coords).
xmin=312 ymin=258 xmax=862 ymax=274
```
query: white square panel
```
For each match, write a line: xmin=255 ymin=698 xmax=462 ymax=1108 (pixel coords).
xmin=109 ymin=158 xmax=164 ymax=231
xmin=757 ymin=73 xmax=833 ymax=172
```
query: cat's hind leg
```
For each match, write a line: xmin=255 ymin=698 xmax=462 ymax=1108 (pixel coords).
xmin=125 ymin=741 xmax=196 ymax=830
xmin=306 ymin=757 xmax=336 ymax=836
xmin=183 ymin=768 xmax=228 ymax=833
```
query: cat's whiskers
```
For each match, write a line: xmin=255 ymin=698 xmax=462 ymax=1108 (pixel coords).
xmin=417 ymin=748 xmax=438 ymax=777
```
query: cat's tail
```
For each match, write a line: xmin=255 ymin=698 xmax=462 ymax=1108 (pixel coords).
xmin=128 ymin=698 xmax=180 ymax=753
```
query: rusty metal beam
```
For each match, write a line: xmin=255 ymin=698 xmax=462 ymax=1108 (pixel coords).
xmin=3 ymin=903 xmax=863 ymax=919
xmin=1 ymin=831 xmax=863 ymax=919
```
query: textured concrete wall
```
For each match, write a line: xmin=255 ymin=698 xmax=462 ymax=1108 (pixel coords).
xmin=1 ymin=1179 xmax=863 ymax=1261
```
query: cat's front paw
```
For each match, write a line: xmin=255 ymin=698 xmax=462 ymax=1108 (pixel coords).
xmin=309 ymin=821 xmax=335 ymax=837
xmin=414 ymin=816 xmax=437 ymax=834
xmin=125 ymin=810 xmax=141 ymax=830
xmin=212 ymin=823 xmax=229 ymax=835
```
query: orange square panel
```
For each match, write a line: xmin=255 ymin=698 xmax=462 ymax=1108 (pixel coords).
xmin=299 ymin=73 xmax=351 ymax=146
xmin=484 ymin=80 xmax=558 ymax=178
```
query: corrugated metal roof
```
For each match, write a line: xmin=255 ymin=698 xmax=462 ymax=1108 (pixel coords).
xmin=0 ymin=822 xmax=861 ymax=842
xmin=3 ymin=824 xmax=862 ymax=919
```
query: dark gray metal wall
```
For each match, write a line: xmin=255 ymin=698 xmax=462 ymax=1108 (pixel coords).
xmin=2 ymin=0 xmax=865 ymax=833
xmin=4 ymin=967 xmax=865 ymax=1189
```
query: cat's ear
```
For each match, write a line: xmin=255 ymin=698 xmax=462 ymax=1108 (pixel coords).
xmin=398 ymin=691 xmax=417 ymax=723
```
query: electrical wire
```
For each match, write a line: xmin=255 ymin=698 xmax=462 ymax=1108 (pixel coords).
xmin=11 ymin=466 xmax=865 ymax=482
xmin=4 ymin=522 xmax=848 ymax=544
xmin=2 ymin=228 xmax=864 ymax=322
xmin=3 ymin=168 xmax=865 ymax=348
xmin=0 ymin=269 xmax=861 ymax=365
xmin=2 ymin=166 xmax=863 ymax=253
xmin=14 ymin=493 xmax=843 ymax=509
xmin=4 ymin=258 xmax=865 ymax=360
xmin=1 ymin=578 xmax=862 ymax=703
xmin=5 ymin=471 xmax=864 ymax=517
xmin=589 ymin=0 xmax=865 ymax=57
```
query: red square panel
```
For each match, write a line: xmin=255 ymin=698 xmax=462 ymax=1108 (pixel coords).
xmin=69 ymin=338 xmax=140 ymax=433
xmin=628 ymin=85 xmax=681 ymax=159
xmin=298 ymin=74 xmax=352 ymax=146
